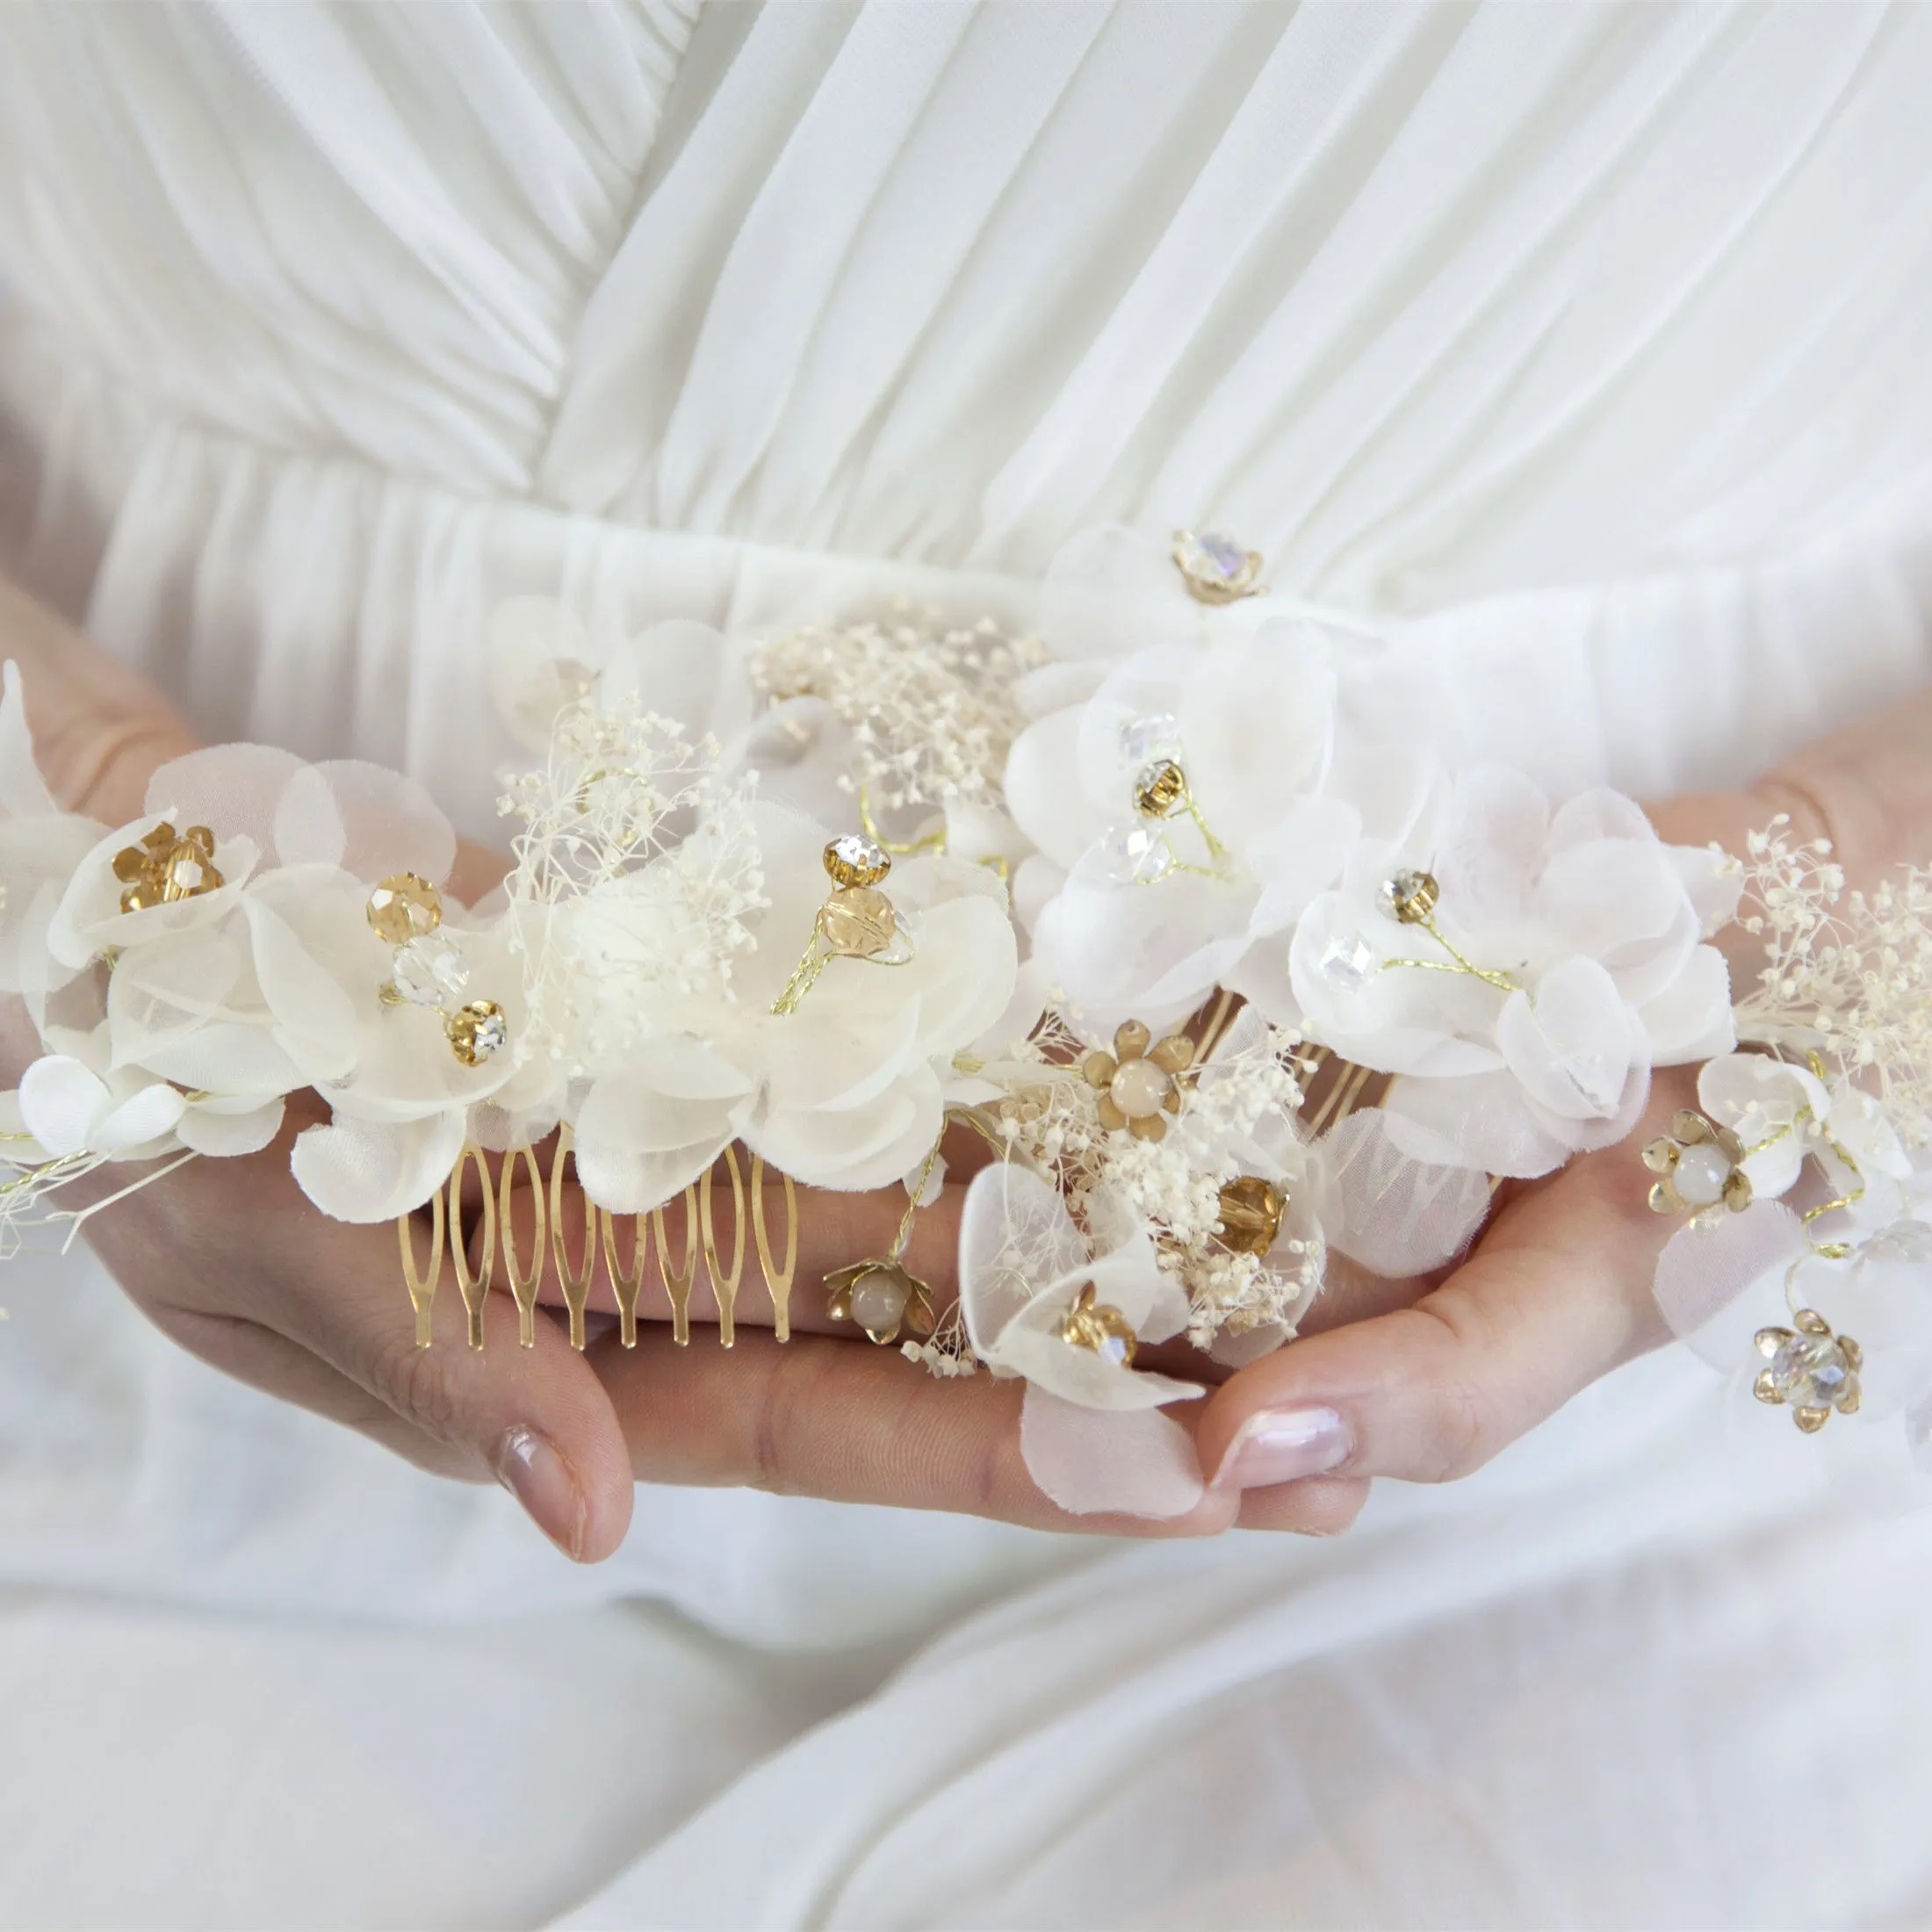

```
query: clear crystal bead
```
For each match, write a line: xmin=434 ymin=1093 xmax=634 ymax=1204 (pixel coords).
xmin=1768 ymin=1330 xmax=1857 ymax=1412
xmin=1103 ymin=825 xmax=1174 ymax=884
xmin=391 ymin=935 xmax=470 ymax=1006
xmin=1318 ymin=934 xmax=1379 ymax=992
xmin=1117 ymin=711 xmax=1182 ymax=763
xmin=1174 ymin=530 xmax=1246 ymax=585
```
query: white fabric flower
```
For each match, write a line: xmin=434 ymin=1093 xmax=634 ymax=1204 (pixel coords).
xmin=1008 ymin=624 xmax=1426 ymax=1031
xmin=1294 ymin=770 xmax=1740 ymax=1179
xmin=958 ymin=1163 xmax=1204 ymax=1517
xmin=570 ymin=808 xmax=1019 ymax=1208
xmin=11 ymin=1055 xmax=283 ymax=1163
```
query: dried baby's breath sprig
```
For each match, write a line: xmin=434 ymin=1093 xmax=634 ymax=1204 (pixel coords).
xmin=747 ymin=609 xmax=1045 ymax=816
xmin=499 ymin=695 xmax=767 ymax=1076
xmin=1733 ymin=814 xmax=1932 ymax=1146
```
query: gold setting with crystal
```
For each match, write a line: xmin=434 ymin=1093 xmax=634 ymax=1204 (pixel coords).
xmin=366 ymin=872 xmax=508 ymax=1068
xmin=1171 ymin=530 xmax=1265 ymax=606
xmin=112 ymin=823 xmax=224 ymax=913
xmin=1643 ymin=1109 xmax=1753 ymax=1217
xmin=771 ymin=833 xmax=914 ymax=1016
xmin=396 ymin=1138 xmax=800 ymax=1354
xmin=1084 ymin=1020 xmax=1195 ymax=1143
xmin=1128 ymin=756 xmax=1229 ymax=877
xmin=1753 ymin=1308 xmax=1863 ymax=1432
xmin=1215 ymin=1175 xmax=1287 ymax=1256
xmin=1375 ymin=868 xmax=1520 ymax=993
xmin=1060 ymin=1283 xmax=1138 ymax=1366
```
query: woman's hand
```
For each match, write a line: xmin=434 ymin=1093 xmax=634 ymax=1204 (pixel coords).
xmin=1198 ymin=686 xmax=1932 ymax=1530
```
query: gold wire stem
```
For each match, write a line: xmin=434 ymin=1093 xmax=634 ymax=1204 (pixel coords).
xmin=1179 ymin=796 xmax=1228 ymax=863
xmin=549 ymin=1125 xmax=598 ymax=1352
xmin=749 ymin=1154 xmax=798 ymax=1342
xmin=1381 ymin=917 xmax=1519 ymax=994
xmin=700 ymin=1146 xmax=746 ymax=1349
xmin=601 ymin=1211 xmax=650 ymax=1350
xmin=500 ymin=1143 xmax=547 ymax=1350
xmin=652 ymin=1186 xmax=700 ymax=1346
xmin=448 ymin=1143 xmax=497 ymax=1352
xmin=398 ymin=1191 xmax=445 ymax=1349
xmin=891 ymin=1138 xmax=947 ymax=1263
xmin=858 ymin=783 xmax=946 ymax=857
xmin=771 ymin=938 xmax=829 ymax=1017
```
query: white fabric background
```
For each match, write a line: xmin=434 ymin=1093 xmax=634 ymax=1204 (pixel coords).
xmin=2 ymin=2 xmax=1932 ymax=1924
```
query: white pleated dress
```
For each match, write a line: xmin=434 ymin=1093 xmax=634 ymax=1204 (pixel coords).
xmin=3 ymin=4 xmax=1932 ymax=1926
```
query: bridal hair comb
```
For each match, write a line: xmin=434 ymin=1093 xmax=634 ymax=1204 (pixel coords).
xmin=1 ymin=521 xmax=1927 ymax=1517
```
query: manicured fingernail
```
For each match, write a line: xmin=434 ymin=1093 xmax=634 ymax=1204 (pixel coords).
xmin=496 ymin=1426 xmax=586 ymax=1560
xmin=1212 ymin=1407 xmax=1352 ymax=1489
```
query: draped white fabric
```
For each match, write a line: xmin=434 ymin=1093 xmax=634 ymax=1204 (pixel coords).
xmin=3 ymin=2 xmax=1932 ymax=1924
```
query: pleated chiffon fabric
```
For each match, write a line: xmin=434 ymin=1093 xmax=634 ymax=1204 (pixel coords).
xmin=3 ymin=4 xmax=1932 ymax=1925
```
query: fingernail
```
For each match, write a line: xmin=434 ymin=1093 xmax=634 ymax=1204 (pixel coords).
xmin=1212 ymin=1407 xmax=1352 ymax=1490
xmin=495 ymin=1426 xmax=587 ymax=1560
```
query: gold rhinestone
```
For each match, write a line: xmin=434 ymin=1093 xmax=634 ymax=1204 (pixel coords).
xmin=444 ymin=998 xmax=507 ymax=1067
xmin=1133 ymin=760 xmax=1189 ymax=818
xmin=1060 ymin=1284 xmax=1137 ymax=1366
xmin=367 ymin=872 xmax=443 ymax=945
xmin=1215 ymin=1175 xmax=1287 ymax=1257
xmin=1381 ymin=869 xmax=1439 ymax=926
xmin=822 ymin=833 xmax=891 ymax=890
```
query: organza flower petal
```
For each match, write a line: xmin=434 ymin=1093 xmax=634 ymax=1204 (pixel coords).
xmin=1004 ymin=708 xmax=1114 ymax=871
xmin=572 ymin=1130 xmax=735 ymax=1216
xmin=291 ymin=1109 xmax=469 ymax=1222
xmin=1019 ymin=1388 xmax=1205 ymax=1519
xmin=273 ymin=761 xmax=457 ymax=886
xmin=0 ymin=662 xmax=59 ymax=820
xmin=1653 ymin=1200 xmax=1805 ymax=1369
xmin=1496 ymin=957 xmax=1641 ymax=1123
xmin=90 ymin=1079 xmax=189 ymax=1153
xmin=1635 ymin=944 xmax=1735 ymax=1064
xmin=144 ymin=743 xmax=306 ymax=855
xmin=960 ymin=1164 xmax=1090 ymax=1360
xmin=177 ymin=1097 xmax=285 ymax=1158
xmin=1323 ymin=1107 xmax=1499 ymax=1266
xmin=18 ymin=1055 xmax=109 ymax=1157
xmin=752 ymin=1074 xmax=942 ymax=1194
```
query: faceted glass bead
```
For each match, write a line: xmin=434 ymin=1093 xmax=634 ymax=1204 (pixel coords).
xmin=818 ymin=885 xmax=898 ymax=957
xmin=1767 ymin=1329 xmax=1858 ymax=1414
xmin=1318 ymin=933 xmax=1379 ymax=992
xmin=390 ymin=934 xmax=471 ymax=1006
xmin=823 ymin=833 xmax=891 ymax=889
xmin=1104 ymin=825 xmax=1174 ymax=885
xmin=367 ymin=872 xmax=443 ymax=944
xmin=445 ymin=999 xmax=508 ymax=1067
xmin=1216 ymin=1175 xmax=1287 ymax=1256
xmin=1117 ymin=712 xmax=1182 ymax=764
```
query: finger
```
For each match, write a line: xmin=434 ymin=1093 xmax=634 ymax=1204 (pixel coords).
xmin=1197 ymin=1084 xmax=1687 ymax=1496
xmin=1236 ymin=1474 xmax=1373 ymax=1535
xmin=88 ymin=1135 xmax=638 ymax=1564
xmin=594 ymin=1325 xmax=1239 ymax=1539
xmin=272 ymin=1209 xmax=636 ymax=1561
xmin=147 ymin=1301 xmax=478 ymax=1481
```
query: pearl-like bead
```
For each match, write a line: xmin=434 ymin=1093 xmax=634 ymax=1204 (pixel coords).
xmin=849 ymin=1271 xmax=911 ymax=1337
xmin=1109 ymin=1056 xmax=1171 ymax=1120
xmin=1672 ymin=1143 xmax=1732 ymax=1208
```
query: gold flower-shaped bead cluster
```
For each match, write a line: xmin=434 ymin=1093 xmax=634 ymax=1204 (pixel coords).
xmin=1083 ymin=1020 xmax=1195 ymax=1143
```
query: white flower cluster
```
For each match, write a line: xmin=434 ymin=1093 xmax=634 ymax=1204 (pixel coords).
xmin=4 ymin=521 xmax=1925 ymax=1517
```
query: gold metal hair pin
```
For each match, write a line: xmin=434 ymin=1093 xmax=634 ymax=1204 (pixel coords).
xmin=396 ymin=1139 xmax=799 ymax=1354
